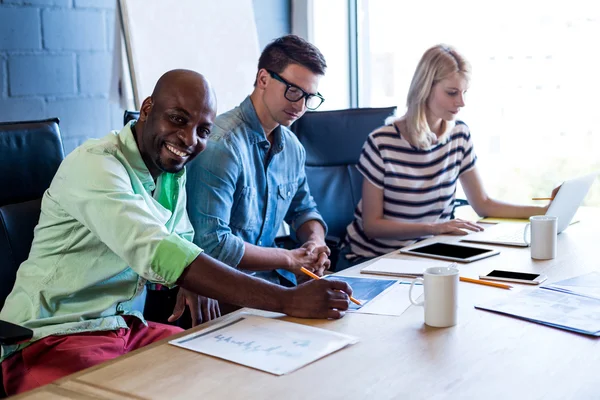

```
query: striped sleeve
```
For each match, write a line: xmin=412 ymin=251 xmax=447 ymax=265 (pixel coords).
xmin=458 ymin=125 xmax=477 ymax=176
xmin=357 ymin=133 xmax=385 ymax=189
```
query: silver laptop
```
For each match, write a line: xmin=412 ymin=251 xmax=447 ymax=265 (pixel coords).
xmin=461 ymin=173 xmax=597 ymax=247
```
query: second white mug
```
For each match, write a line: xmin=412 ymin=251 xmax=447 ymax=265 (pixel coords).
xmin=524 ymin=216 xmax=558 ymax=260
xmin=409 ymin=265 xmax=459 ymax=328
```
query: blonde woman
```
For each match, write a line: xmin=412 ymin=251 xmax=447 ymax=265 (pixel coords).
xmin=339 ymin=44 xmax=557 ymax=268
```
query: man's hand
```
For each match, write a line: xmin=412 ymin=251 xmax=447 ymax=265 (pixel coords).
xmin=285 ymin=241 xmax=331 ymax=277
xmin=281 ymin=279 xmax=352 ymax=319
xmin=168 ymin=288 xmax=221 ymax=327
xmin=300 ymin=240 xmax=331 ymax=275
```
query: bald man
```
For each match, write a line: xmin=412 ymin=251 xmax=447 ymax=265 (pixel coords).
xmin=0 ymin=70 xmax=353 ymax=396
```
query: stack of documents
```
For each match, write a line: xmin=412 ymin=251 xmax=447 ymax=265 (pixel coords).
xmin=475 ymin=272 xmax=600 ymax=336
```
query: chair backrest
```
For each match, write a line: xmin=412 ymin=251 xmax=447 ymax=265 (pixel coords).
xmin=0 ymin=118 xmax=64 ymax=206
xmin=124 ymin=110 xmax=140 ymax=126
xmin=0 ymin=118 xmax=65 ymax=310
xmin=290 ymin=107 xmax=397 ymax=241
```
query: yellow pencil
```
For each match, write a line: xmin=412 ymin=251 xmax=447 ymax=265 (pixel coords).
xmin=460 ymin=276 xmax=512 ymax=290
xmin=532 ymin=197 xmax=554 ymax=201
xmin=300 ymin=267 xmax=362 ymax=306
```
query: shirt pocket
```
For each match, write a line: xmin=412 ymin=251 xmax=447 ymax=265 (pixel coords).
xmin=230 ymin=185 xmax=258 ymax=230
xmin=275 ymin=182 xmax=298 ymax=225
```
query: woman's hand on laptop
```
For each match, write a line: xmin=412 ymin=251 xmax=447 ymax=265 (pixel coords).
xmin=432 ymin=219 xmax=484 ymax=236
xmin=544 ymin=185 xmax=562 ymax=211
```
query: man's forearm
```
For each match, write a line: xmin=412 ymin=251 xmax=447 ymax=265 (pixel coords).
xmin=177 ymin=253 xmax=287 ymax=312
xmin=236 ymin=243 xmax=291 ymax=271
xmin=296 ymin=219 xmax=326 ymax=244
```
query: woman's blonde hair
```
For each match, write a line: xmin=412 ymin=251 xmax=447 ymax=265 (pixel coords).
xmin=395 ymin=44 xmax=471 ymax=149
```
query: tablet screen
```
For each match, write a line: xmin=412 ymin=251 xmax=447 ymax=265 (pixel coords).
xmin=407 ymin=243 xmax=492 ymax=260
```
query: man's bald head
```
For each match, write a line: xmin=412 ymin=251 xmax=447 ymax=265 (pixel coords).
xmin=135 ymin=69 xmax=218 ymax=179
xmin=151 ymin=69 xmax=217 ymax=114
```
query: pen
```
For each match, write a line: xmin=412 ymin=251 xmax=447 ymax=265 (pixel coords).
xmin=459 ymin=276 xmax=512 ymax=290
xmin=299 ymin=267 xmax=362 ymax=306
xmin=532 ymin=197 xmax=554 ymax=201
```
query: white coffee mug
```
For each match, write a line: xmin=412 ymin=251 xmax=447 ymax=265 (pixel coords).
xmin=408 ymin=265 xmax=459 ymax=328
xmin=523 ymin=216 xmax=558 ymax=260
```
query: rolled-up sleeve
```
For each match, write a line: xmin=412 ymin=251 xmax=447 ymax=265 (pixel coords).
xmin=285 ymin=146 xmax=327 ymax=234
xmin=185 ymin=140 xmax=245 ymax=267
xmin=56 ymin=152 xmax=202 ymax=286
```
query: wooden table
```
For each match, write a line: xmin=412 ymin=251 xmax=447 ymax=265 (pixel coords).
xmin=14 ymin=209 xmax=600 ymax=399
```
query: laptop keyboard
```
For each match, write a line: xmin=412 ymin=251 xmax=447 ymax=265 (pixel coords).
xmin=491 ymin=229 xmax=527 ymax=244
xmin=463 ymin=223 xmax=529 ymax=246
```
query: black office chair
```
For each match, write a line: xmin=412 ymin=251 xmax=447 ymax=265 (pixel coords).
xmin=124 ymin=110 xmax=140 ymax=126
xmin=288 ymin=107 xmax=397 ymax=270
xmin=0 ymin=118 xmax=65 ymax=397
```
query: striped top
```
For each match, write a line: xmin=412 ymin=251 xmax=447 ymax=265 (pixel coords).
xmin=345 ymin=121 xmax=477 ymax=258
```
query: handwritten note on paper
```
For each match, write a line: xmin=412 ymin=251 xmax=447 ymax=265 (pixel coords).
xmin=169 ymin=315 xmax=359 ymax=375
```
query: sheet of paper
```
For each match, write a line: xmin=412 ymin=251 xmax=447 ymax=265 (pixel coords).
xmin=542 ymin=271 xmax=600 ymax=301
xmin=170 ymin=315 xmax=358 ymax=375
xmin=325 ymin=275 xmax=396 ymax=311
xmin=360 ymin=257 xmax=447 ymax=278
xmin=475 ymin=288 xmax=600 ymax=336
xmin=357 ymin=281 xmax=423 ymax=316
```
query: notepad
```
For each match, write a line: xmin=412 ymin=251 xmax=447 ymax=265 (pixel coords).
xmin=360 ymin=258 xmax=447 ymax=278
xmin=478 ymin=217 xmax=581 ymax=225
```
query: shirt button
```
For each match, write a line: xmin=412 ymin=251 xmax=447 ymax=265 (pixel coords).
xmin=258 ymin=240 xmax=262 ymax=245
xmin=287 ymin=191 xmax=291 ymax=196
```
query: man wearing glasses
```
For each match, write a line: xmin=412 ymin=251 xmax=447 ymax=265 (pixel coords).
xmin=185 ymin=35 xmax=329 ymax=310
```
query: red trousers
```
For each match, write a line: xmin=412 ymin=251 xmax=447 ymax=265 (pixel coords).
xmin=2 ymin=316 xmax=183 ymax=396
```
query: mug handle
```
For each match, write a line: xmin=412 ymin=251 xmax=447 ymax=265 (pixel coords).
xmin=409 ymin=278 xmax=425 ymax=306
xmin=523 ymin=223 xmax=531 ymax=245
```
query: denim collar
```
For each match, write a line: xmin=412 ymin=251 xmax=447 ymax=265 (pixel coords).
xmin=239 ymin=96 xmax=285 ymax=154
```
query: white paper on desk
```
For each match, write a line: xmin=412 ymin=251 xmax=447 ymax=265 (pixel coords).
xmin=169 ymin=315 xmax=359 ymax=375
xmin=542 ymin=271 xmax=600 ymax=301
xmin=357 ymin=282 xmax=423 ymax=316
xmin=475 ymin=289 xmax=600 ymax=336
xmin=360 ymin=257 xmax=446 ymax=278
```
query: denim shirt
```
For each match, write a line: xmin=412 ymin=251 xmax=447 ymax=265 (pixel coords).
xmin=186 ymin=96 xmax=326 ymax=284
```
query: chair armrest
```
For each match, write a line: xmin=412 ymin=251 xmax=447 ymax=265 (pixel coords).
xmin=0 ymin=320 xmax=33 ymax=345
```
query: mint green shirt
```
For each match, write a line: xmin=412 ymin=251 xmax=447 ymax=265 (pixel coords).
xmin=0 ymin=122 xmax=202 ymax=360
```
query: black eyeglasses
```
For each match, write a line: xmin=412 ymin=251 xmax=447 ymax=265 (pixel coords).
xmin=267 ymin=70 xmax=325 ymax=110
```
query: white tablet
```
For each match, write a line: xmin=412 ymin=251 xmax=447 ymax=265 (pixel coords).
xmin=399 ymin=242 xmax=500 ymax=263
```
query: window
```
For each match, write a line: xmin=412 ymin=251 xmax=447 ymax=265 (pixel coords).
xmin=305 ymin=0 xmax=600 ymax=205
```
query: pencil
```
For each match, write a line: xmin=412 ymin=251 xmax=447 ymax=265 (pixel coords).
xmin=300 ymin=267 xmax=362 ymax=306
xmin=532 ymin=197 xmax=554 ymax=201
xmin=460 ymin=276 xmax=512 ymax=290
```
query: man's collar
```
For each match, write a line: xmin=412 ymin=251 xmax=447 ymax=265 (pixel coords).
xmin=119 ymin=121 xmax=185 ymax=192
xmin=239 ymin=96 xmax=286 ymax=153
xmin=239 ymin=96 xmax=268 ymax=144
